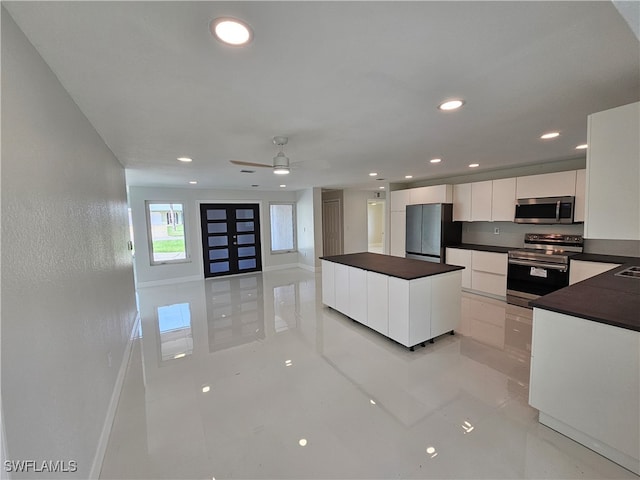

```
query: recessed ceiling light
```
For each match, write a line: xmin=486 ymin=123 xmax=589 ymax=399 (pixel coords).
xmin=177 ymin=157 xmax=192 ymax=163
xmin=576 ymin=144 xmax=588 ymax=150
xmin=279 ymin=184 xmax=286 ymax=188
xmin=210 ymin=17 xmax=253 ymax=46
xmin=189 ymin=181 xmax=197 ymax=185
xmin=469 ymin=163 xmax=479 ymax=168
xmin=430 ymin=158 xmax=442 ymax=163
xmin=379 ymin=186 xmax=385 ymax=190
xmin=369 ymin=172 xmax=378 ymax=177
xmin=202 ymin=385 xmax=210 ymax=393
xmin=405 ymin=175 xmax=413 ymax=179
xmin=540 ymin=132 xmax=560 ymax=139
xmin=438 ymin=99 xmax=464 ymax=111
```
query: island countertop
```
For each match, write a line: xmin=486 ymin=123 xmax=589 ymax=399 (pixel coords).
xmin=320 ymin=252 xmax=464 ymax=280
xmin=530 ymin=262 xmax=640 ymax=332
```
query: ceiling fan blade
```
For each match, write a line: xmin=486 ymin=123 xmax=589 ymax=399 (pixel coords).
xmin=230 ymin=160 xmax=272 ymax=168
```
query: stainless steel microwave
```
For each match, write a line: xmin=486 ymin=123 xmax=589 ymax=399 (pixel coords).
xmin=514 ymin=196 xmax=575 ymax=224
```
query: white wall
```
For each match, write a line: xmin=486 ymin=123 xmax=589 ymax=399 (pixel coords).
xmin=296 ymin=187 xmax=322 ymax=270
xmin=343 ymin=189 xmax=371 ymax=253
xmin=2 ymin=9 xmax=137 ymax=478
xmin=129 ymin=186 xmax=300 ymax=285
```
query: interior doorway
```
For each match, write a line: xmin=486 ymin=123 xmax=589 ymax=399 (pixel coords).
xmin=322 ymin=198 xmax=343 ymax=256
xmin=367 ymin=199 xmax=385 ymax=254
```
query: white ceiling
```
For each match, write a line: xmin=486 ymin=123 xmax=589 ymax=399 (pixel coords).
xmin=5 ymin=1 xmax=639 ymax=192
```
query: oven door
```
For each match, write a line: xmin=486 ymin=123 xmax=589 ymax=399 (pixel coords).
xmin=507 ymin=259 xmax=569 ymax=303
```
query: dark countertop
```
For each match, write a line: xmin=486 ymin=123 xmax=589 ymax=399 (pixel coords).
xmin=531 ymin=263 xmax=640 ymax=332
xmin=572 ymin=252 xmax=640 ymax=264
xmin=320 ymin=252 xmax=464 ymax=280
xmin=448 ymin=243 xmax=513 ymax=254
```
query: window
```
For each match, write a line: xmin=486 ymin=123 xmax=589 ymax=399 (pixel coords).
xmin=270 ymin=203 xmax=296 ymax=253
xmin=146 ymin=202 xmax=189 ymax=264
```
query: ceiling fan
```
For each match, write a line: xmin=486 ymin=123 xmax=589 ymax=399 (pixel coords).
xmin=230 ymin=136 xmax=291 ymax=175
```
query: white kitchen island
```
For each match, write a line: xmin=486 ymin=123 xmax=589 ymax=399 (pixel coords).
xmin=321 ymin=252 xmax=463 ymax=350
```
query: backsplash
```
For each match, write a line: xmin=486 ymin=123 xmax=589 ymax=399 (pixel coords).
xmin=461 ymin=221 xmax=584 ymax=248
xmin=583 ymin=239 xmax=640 ymax=257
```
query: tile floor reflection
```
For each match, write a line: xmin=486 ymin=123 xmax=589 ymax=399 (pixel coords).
xmin=100 ymin=269 xmax=636 ymax=479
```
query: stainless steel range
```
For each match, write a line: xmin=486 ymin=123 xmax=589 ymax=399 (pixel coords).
xmin=506 ymin=233 xmax=583 ymax=308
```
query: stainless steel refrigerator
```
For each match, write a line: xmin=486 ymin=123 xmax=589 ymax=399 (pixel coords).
xmin=405 ymin=203 xmax=461 ymax=263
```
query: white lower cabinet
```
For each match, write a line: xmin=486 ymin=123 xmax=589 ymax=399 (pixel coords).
xmin=388 ymin=276 xmax=432 ymax=347
xmin=470 ymin=251 xmax=508 ymax=298
xmin=349 ymin=267 xmax=368 ymax=324
xmin=446 ymin=248 xmax=472 ymax=289
xmin=322 ymin=261 xmax=462 ymax=349
xmin=530 ymin=308 xmax=640 ymax=474
xmin=334 ymin=263 xmax=350 ymax=315
xmin=367 ymin=271 xmax=389 ymax=335
xmin=569 ymin=260 xmax=621 ymax=285
xmin=321 ymin=260 xmax=335 ymax=308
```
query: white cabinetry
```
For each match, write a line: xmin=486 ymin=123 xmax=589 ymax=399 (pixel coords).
xmin=321 ymin=258 xmax=462 ymax=349
xmin=445 ymin=248 xmax=472 ymax=289
xmin=530 ymin=308 xmax=639 ymax=474
xmin=516 ymin=170 xmax=577 ymax=199
xmin=367 ymin=271 xmax=389 ymax=335
xmin=585 ymin=102 xmax=640 ymax=240
xmin=569 ymin=260 xmax=621 ymax=285
xmin=390 ymin=189 xmax=411 ymax=212
xmin=410 ymin=184 xmax=453 ymax=204
xmin=491 ymin=177 xmax=516 ymax=221
xmin=471 ymin=251 xmax=508 ymax=298
xmin=574 ymin=169 xmax=586 ymax=223
xmin=471 ymin=181 xmax=492 ymax=221
xmin=349 ymin=267 xmax=368 ymax=324
xmin=321 ymin=260 xmax=336 ymax=308
xmin=334 ymin=263 xmax=350 ymax=314
xmin=453 ymin=183 xmax=471 ymax=221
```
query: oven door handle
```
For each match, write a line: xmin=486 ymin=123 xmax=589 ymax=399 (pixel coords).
xmin=508 ymin=259 xmax=568 ymax=272
xmin=556 ymin=200 xmax=561 ymax=221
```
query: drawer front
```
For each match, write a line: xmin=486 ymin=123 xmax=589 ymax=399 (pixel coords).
xmin=472 ymin=251 xmax=507 ymax=275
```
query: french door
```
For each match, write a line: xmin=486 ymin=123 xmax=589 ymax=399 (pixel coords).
xmin=200 ymin=203 xmax=262 ymax=278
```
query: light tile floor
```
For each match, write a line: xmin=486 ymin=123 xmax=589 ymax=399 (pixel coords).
xmin=100 ymin=268 xmax=636 ymax=479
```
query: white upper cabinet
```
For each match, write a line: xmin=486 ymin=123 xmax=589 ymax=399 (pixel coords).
xmin=516 ymin=170 xmax=577 ymax=199
xmin=471 ymin=181 xmax=492 ymax=221
xmin=491 ymin=177 xmax=516 ymax=221
xmin=410 ymin=185 xmax=453 ymax=204
xmin=389 ymin=210 xmax=406 ymax=257
xmin=585 ymin=102 xmax=640 ymax=240
xmin=453 ymin=183 xmax=472 ymax=221
xmin=574 ymin=169 xmax=586 ymax=223
xmin=390 ymin=189 xmax=411 ymax=212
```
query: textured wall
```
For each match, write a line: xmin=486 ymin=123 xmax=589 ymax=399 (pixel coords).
xmin=1 ymin=10 xmax=136 ymax=478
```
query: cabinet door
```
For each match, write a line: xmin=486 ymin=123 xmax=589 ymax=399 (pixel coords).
xmin=574 ymin=169 xmax=586 ymax=223
xmin=569 ymin=260 xmax=620 ymax=285
xmin=445 ymin=248 xmax=472 ymax=289
xmin=367 ymin=271 xmax=389 ymax=335
xmin=453 ymin=183 xmax=471 ymax=221
xmin=390 ymin=211 xmax=406 ymax=257
xmin=410 ymin=185 xmax=453 ymax=204
xmin=516 ymin=171 xmax=577 ymax=199
xmin=321 ymin=260 xmax=335 ymax=308
xmin=334 ymin=263 xmax=350 ymax=314
xmin=388 ymin=277 xmax=410 ymax=346
xmin=390 ymin=189 xmax=411 ymax=212
xmin=471 ymin=181 xmax=493 ymax=221
xmin=430 ymin=271 xmax=461 ymax=338
xmin=471 ymin=251 xmax=507 ymax=298
xmin=491 ymin=178 xmax=516 ymax=221
xmin=349 ymin=267 xmax=367 ymax=324
xmin=586 ymin=102 xmax=640 ymax=240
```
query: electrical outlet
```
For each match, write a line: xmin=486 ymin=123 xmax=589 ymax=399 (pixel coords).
xmin=494 ymin=227 xmax=500 ymax=235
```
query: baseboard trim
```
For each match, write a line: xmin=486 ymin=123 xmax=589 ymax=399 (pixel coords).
xmin=297 ymin=263 xmax=318 ymax=273
xmin=136 ymin=275 xmax=202 ymax=288
xmin=89 ymin=311 xmax=140 ymax=479
xmin=263 ymin=263 xmax=299 ymax=272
